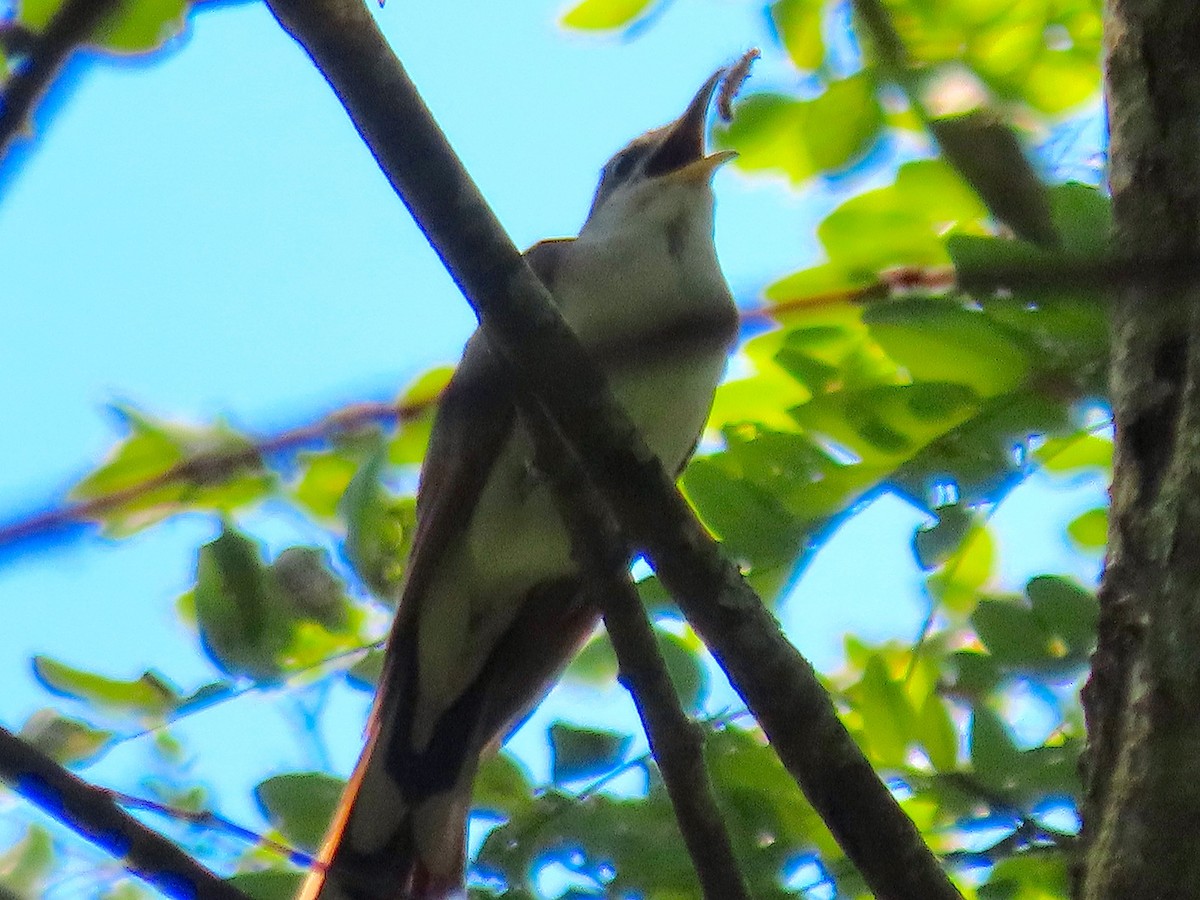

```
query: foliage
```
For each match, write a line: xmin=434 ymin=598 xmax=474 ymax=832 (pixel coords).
xmin=0 ymin=0 xmax=1109 ymax=897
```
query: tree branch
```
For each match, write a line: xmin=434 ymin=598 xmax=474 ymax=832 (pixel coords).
xmin=521 ymin=398 xmax=751 ymax=900
xmin=262 ymin=1 xmax=963 ymax=898
xmin=0 ymin=724 xmax=249 ymax=899
xmin=0 ymin=0 xmax=121 ymax=164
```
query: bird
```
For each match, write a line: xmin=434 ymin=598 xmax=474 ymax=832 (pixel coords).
xmin=300 ymin=65 xmax=741 ymax=900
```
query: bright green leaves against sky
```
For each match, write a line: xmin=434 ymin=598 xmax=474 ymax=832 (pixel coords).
xmin=17 ymin=0 xmax=188 ymax=54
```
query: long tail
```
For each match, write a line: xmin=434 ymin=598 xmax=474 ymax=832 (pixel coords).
xmin=297 ymin=713 xmax=473 ymax=900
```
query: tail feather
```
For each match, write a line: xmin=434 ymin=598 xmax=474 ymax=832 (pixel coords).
xmin=298 ymin=721 xmax=471 ymax=900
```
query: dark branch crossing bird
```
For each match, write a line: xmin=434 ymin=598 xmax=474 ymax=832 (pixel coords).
xmin=300 ymin=61 xmax=748 ymax=900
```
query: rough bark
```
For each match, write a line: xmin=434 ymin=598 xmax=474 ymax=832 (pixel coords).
xmin=1080 ymin=1 xmax=1200 ymax=897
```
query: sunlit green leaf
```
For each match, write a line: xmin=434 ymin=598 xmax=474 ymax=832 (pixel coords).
xmin=564 ymin=631 xmax=618 ymax=687
xmin=292 ymin=450 xmax=361 ymax=521
xmin=927 ymin=523 xmax=995 ymax=615
xmin=559 ymin=0 xmax=656 ymax=30
xmin=1038 ymin=433 xmax=1112 ymax=475
xmin=70 ymin=407 xmax=270 ymax=535
xmin=771 ymin=0 xmax=824 ymax=69
xmin=19 ymin=709 xmax=113 ymax=765
xmin=916 ymin=694 xmax=958 ymax=772
xmin=0 ymin=827 xmax=53 ymax=896
xmin=866 ymin=299 xmax=1030 ymax=396
xmin=1066 ymin=506 xmax=1107 ymax=550
xmin=32 ymin=657 xmax=182 ymax=719
xmin=341 ymin=447 xmax=413 ymax=599
xmin=19 ymin=0 xmax=188 ymax=53
xmin=850 ymin=654 xmax=914 ymax=767
xmin=717 ymin=73 xmax=883 ymax=182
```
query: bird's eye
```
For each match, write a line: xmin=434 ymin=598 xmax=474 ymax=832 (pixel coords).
xmin=610 ymin=149 xmax=638 ymax=180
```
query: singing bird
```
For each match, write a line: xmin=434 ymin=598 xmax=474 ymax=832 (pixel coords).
xmin=301 ymin=66 xmax=741 ymax=900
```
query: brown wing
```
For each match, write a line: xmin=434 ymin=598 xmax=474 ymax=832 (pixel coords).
xmin=371 ymin=238 xmax=577 ymax=742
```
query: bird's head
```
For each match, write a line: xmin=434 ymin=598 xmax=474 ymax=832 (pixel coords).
xmin=580 ymin=67 xmax=737 ymax=239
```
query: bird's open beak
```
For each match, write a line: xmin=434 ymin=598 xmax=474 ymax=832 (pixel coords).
xmin=645 ymin=68 xmax=738 ymax=182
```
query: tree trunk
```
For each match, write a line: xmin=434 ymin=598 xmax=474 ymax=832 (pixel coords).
xmin=1080 ymin=1 xmax=1200 ymax=897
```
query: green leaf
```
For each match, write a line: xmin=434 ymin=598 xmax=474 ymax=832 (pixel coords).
xmin=18 ymin=0 xmax=188 ymax=53
xmin=548 ymin=723 xmax=632 ymax=784
xmin=865 ymin=299 xmax=1031 ymax=396
xmin=850 ymin=654 xmax=914 ymax=767
xmin=979 ymin=852 xmax=1069 ymax=900
xmin=682 ymin=457 xmax=808 ymax=569
xmin=1025 ymin=575 xmax=1098 ymax=659
xmin=292 ymin=450 xmax=361 ymax=521
xmin=0 ymin=827 xmax=54 ymax=896
xmin=930 ymin=111 xmax=1057 ymax=247
xmin=972 ymin=597 xmax=1055 ymax=668
xmin=255 ymin=772 xmax=345 ymax=852
xmin=1036 ymin=433 xmax=1112 ymax=474
xmin=913 ymin=503 xmax=974 ymax=570
xmin=927 ymin=524 xmax=995 ymax=615
xmin=1067 ymin=507 xmax=1107 ymax=550
xmin=948 ymin=650 xmax=1001 ymax=698
xmin=473 ymin=752 xmax=534 ymax=817
xmin=560 ymin=0 xmax=656 ymax=30
xmin=771 ymin=0 xmax=823 ymax=69
xmin=32 ymin=657 xmax=181 ymax=719
xmin=654 ymin=629 xmax=708 ymax=712
xmin=717 ymin=74 xmax=883 ymax=182
xmin=969 ymin=706 xmax=1020 ymax=786
xmin=916 ymin=694 xmax=958 ymax=772
xmin=70 ymin=407 xmax=271 ymax=535
xmin=390 ymin=366 xmax=453 ymax=465
xmin=19 ymin=709 xmax=113 ymax=765
xmin=225 ymin=870 xmax=305 ymax=900
xmin=564 ymin=632 xmax=618 ymax=687
xmin=270 ymin=546 xmax=350 ymax=631
xmin=341 ymin=447 xmax=413 ymax=599
xmin=191 ymin=526 xmax=289 ymax=681
xmin=346 ymin=648 xmax=386 ymax=690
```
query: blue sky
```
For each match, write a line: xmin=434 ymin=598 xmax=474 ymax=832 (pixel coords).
xmin=0 ymin=0 xmax=1106 ymax=893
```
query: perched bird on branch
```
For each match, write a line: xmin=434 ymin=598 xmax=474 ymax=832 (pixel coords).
xmin=301 ymin=64 xmax=741 ymax=900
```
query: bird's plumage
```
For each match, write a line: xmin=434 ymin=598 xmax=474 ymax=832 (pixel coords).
xmin=301 ymin=67 xmax=739 ymax=900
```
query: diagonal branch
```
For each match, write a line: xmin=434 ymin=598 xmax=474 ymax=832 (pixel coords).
xmin=521 ymin=397 xmax=751 ymax=900
xmin=262 ymin=1 xmax=963 ymax=898
xmin=0 ymin=724 xmax=249 ymax=899
xmin=0 ymin=0 xmax=122 ymax=164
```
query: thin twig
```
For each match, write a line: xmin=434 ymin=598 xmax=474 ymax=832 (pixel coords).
xmin=110 ymin=791 xmax=314 ymax=867
xmin=0 ymin=724 xmax=249 ymax=899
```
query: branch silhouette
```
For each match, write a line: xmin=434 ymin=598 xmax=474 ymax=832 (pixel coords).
xmin=0 ymin=724 xmax=249 ymax=899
